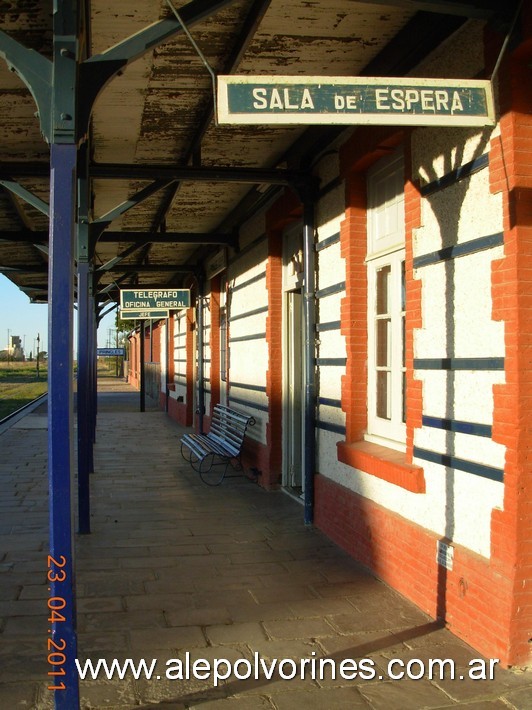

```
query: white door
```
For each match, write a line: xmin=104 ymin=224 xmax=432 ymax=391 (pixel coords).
xmin=285 ymin=289 xmax=304 ymax=491
xmin=219 ymin=305 xmax=228 ymax=405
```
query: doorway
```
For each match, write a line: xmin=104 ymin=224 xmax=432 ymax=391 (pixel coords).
xmin=285 ymin=289 xmax=304 ymax=493
xmin=282 ymin=223 xmax=305 ymax=497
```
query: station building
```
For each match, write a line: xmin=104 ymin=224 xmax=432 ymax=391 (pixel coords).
xmin=127 ymin=13 xmax=532 ymax=669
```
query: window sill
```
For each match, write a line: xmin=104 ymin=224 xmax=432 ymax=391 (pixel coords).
xmin=337 ymin=440 xmax=425 ymax=493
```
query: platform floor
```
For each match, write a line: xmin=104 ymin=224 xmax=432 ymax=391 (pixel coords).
xmin=0 ymin=377 xmax=530 ymax=709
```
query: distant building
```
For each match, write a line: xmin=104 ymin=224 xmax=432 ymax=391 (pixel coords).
xmin=8 ymin=335 xmax=24 ymax=361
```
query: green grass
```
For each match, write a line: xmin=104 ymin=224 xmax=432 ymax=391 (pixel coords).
xmin=0 ymin=362 xmax=48 ymax=419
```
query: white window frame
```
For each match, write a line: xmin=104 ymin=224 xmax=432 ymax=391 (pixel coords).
xmin=366 ymin=151 xmax=406 ymax=450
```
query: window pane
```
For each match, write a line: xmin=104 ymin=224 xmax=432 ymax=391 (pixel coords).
xmin=376 ymin=265 xmax=390 ymax=315
xmin=377 ymin=371 xmax=390 ymax=419
xmin=376 ymin=318 xmax=390 ymax=367
xmin=402 ymin=314 xmax=405 ymax=368
xmin=401 ymin=260 xmax=406 ymax=311
xmin=402 ymin=371 xmax=406 ymax=423
xmin=220 ymin=308 xmax=227 ymax=382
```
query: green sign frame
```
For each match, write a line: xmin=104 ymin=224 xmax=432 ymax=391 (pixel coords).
xmin=97 ymin=347 xmax=126 ymax=357
xmin=119 ymin=289 xmax=190 ymax=311
xmin=120 ymin=309 xmax=170 ymax=320
xmin=217 ymin=76 xmax=495 ymax=127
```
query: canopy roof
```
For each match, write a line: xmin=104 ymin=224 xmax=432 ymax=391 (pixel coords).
xmin=0 ymin=0 xmax=516 ymax=311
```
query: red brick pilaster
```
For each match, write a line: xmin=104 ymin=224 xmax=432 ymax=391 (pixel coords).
xmin=209 ymin=275 xmax=221 ymax=413
xmin=404 ymin=142 xmax=424 ymax=459
xmin=185 ymin=307 xmax=194 ymax=427
xmin=490 ymin=31 xmax=532 ymax=666
xmin=339 ymin=173 xmax=368 ymax=443
xmin=167 ymin=315 xmax=175 ymax=384
xmin=264 ymin=234 xmax=282 ymax=487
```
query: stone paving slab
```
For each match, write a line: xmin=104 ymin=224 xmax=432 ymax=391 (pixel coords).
xmin=0 ymin=378 xmax=530 ymax=709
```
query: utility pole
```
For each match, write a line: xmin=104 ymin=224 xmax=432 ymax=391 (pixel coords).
xmin=115 ymin=328 xmax=119 ymax=377
xmin=7 ymin=328 xmax=10 ymax=366
xmin=36 ymin=333 xmax=40 ymax=380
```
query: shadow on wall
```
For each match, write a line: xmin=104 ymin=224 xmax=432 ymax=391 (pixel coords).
xmin=415 ymin=127 xmax=492 ymax=621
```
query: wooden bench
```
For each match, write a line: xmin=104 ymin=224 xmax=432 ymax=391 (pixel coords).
xmin=180 ymin=404 xmax=256 ymax=485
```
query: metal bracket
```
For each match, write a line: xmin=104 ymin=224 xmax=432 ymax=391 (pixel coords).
xmin=0 ymin=29 xmax=52 ymax=141
xmin=0 ymin=178 xmax=50 ymax=216
xmin=166 ymin=0 xmax=218 ymax=125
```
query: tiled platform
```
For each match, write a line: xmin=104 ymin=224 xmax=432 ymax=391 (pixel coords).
xmin=0 ymin=378 xmax=530 ymax=709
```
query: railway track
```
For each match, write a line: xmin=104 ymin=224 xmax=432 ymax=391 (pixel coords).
xmin=0 ymin=392 xmax=48 ymax=431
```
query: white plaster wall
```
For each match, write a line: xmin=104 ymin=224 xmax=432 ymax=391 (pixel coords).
xmin=418 ymin=370 xmax=503 ymax=424
xmin=313 ymin=21 xmax=506 ymax=559
xmin=315 ymin=188 xmax=347 ymax=460
xmin=229 ymin=340 xmax=268 ymax=388
xmin=316 ymin=187 xmax=344 ymax=236
xmin=408 ymin=117 xmax=505 ymax=556
xmin=413 ymin=153 xmax=503 ymax=253
xmin=226 ymin=240 xmax=269 ymax=445
xmin=415 ymin=248 xmax=504 ymax=359
xmin=412 ymin=20 xmax=486 ymax=80
xmin=317 ymin=328 xmax=345 ymax=362
xmin=317 ymin=241 xmax=344 ymax=290
xmin=172 ymin=311 xmax=188 ymax=402
xmin=160 ymin=322 xmax=167 ymax=391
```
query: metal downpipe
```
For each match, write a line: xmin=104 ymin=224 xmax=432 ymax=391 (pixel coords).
xmin=140 ymin=320 xmax=146 ymax=412
xmin=197 ymin=278 xmax=205 ymax=434
xmin=302 ymin=192 xmax=316 ymax=525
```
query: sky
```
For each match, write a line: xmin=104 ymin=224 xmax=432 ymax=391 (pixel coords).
xmin=0 ymin=275 xmax=118 ymax=355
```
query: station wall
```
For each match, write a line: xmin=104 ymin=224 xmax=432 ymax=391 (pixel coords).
xmin=128 ymin=15 xmax=531 ymax=668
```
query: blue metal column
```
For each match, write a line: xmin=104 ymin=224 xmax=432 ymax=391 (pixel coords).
xmin=140 ymin=320 xmax=146 ymax=412
xmin=77 ymin=144 xmax=93 ymax=534
xmin=48 ymin=2 xmax=81 ymax=704
xmin=197 ymin=280 xmax=205 ymax=434
xmin=89 ymin=289 xmax=97 ymax=458
xmin=92 ymin=298 xmax=99 ymax=444
xmin=48 ymin=142 xmax=80 ymax=708
xmin=77 ymin=260 xmax=91 ymax=534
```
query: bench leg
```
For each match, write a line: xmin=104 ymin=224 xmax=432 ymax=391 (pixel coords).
xmin=199 ymin=456 xmax=229 ymax=486
xmin=181 ymin=442 xmax=197 ymax=464
xmin=181 ymin=443 xmax=202 ymax=471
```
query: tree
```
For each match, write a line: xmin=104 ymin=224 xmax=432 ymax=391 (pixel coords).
xmin=115 ymin=315 xmax=135 ymax=359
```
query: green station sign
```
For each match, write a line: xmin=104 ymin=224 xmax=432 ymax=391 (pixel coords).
xmin=119 ymin=309 xmax=170 ymax=320
xmin=119 ymin=289 xmax=190 ymax=311
xmin=97 ymin=347 xmax=125 ymax=357
xmin=217 ymin=76 xmax=495 ymax=127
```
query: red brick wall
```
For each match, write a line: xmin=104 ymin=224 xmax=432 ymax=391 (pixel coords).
xmin=314 ymin=474 xmax=516 ymax=665
xmin=339 ymin=172 xmax=368 ymax=443
xmin=150 ymin=321 xmax=162 ymax=363
xmin=404 ymin=141 xmax=424 ymax=458
xmin=209 ymin=275 xmax=221 ymax=415
xmin=489 ymin=22 xmax=532 ymax=666
xmin=168 ymin=307 xmax=195 ymax=428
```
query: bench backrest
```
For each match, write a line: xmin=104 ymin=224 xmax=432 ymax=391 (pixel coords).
xmin=207 ymin=404 xmax=255 ymax=458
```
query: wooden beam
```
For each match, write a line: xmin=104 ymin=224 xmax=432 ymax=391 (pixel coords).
xmin=347 ymin=0 xmax=517 ymax=20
